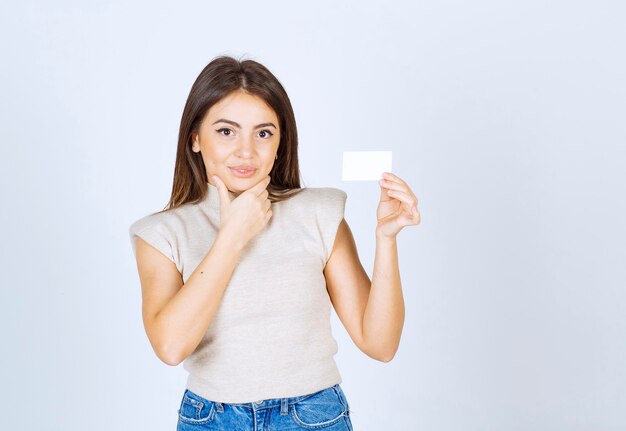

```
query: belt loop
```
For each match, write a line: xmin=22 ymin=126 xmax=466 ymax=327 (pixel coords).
xmin=280 ymin=398 xmax=289 ymax=415
xmin=214 ymin=401 xmax=224 ymax=413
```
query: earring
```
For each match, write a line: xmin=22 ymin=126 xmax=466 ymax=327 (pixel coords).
xmin=275 ymin=154 xmax=278 ymax=160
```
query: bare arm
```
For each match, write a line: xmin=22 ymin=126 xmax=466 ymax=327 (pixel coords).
xmin=325 ymin=172 xmax=419 ymax=362
xmin=135 ymin=228 xmax=245 ymax=366
xmin=324 ymin=219 xmax=404 ymax=362
xmin=136 ymin=175 xmax=272 ymax=366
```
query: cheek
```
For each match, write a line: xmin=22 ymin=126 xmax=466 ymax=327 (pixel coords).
xmin=203 ymin=158 xmax=226 ymax=176
xmin=203 ymin=148 xmax=228 ymax=167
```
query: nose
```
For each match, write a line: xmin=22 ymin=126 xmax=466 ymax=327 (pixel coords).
xmin=235 ymin=134 xmax=255 ymax=158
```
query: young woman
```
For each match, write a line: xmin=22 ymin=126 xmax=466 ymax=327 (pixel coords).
xmin=129 ymin=55 xmax=420 ymax=430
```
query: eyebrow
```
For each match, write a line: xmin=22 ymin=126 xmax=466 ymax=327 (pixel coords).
xmin=211 ymin=118 xmax=277 ymax=129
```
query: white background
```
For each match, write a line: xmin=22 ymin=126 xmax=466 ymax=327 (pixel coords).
xmin=1 ymin=1 xmax=625 ymax=430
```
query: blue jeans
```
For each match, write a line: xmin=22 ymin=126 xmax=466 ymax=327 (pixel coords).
xmin=176 ymin=383 xmax=353 ymax=430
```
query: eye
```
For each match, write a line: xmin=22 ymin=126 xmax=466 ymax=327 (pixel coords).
xmin=216 ymin=128 xmax=234 ymax=137
xmin=258 ymin=129 xmax=274 ymax=139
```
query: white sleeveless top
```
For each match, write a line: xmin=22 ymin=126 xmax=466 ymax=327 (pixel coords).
xmin=129 ymin=181 xmax=347 ymax=403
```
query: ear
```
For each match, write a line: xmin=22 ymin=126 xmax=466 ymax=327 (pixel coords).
xmin=191 ymin=133 xmax=199 ymax=152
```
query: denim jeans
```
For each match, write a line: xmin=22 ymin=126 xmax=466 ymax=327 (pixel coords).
xmin=176 ymin=383 xmax=353 ymax=430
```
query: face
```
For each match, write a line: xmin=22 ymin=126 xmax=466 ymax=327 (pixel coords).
xmin=191 ymin=90 xmax=281 ymax=196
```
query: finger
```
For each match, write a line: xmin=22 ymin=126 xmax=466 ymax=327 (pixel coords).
xmin=381 ymin=172 xmax=407 ymax=186
xmin=253 ymin=176 xmax=272 ymax=197
xmin=379 ymin=180 xmax=418 ymax=204
xmin=379 ymin=180 xmax=417 ymax=205
xmin=379 ymin=178 xmax=409 ymax=193
xmin=379 ymin=183 xmax=395 ymax=201
xmin=401 ymin=209 xmax=421 ymax=226
xmin=386 ymin=189 xmax=418 ymax=213
xmin=212 ymin=175 xmax=232 ymax=208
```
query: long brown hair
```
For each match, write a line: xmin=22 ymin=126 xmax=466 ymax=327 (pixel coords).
xmin=157 ymin=55 xmax=305 ymax=213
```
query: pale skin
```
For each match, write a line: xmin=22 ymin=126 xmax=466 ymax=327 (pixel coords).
xmin=325 ymin=171 xmax=420 ymax=362
xmin=133 ymin=89 xmax=421 ymax=365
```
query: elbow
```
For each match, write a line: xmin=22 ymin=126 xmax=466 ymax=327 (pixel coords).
xmin=362 ymin=343 xmax=398 ymax=363
xmin=156 ymin=347 xmax=181 ymax=366
xmin=373 ymin=342 xmax=399 ymax=363
xmin=376 ymin=351 xmax=397 ymax=363
xmin=160 ymin=352 xmax=183 ymax=367
xmin=147 ymin=322 xmax=188 ymax=366
xmin=154 ymin=340 xmax=186 ymax=366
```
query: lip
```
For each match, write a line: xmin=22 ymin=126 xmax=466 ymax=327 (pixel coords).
xmin=229 ymin=165 xmax=257 ymax=170
xmin=229 ymin=166 xmax=257 ymax=178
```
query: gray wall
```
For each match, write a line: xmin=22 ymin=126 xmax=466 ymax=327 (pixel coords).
xmin=1 ymin=0 xmax=624 ymax=430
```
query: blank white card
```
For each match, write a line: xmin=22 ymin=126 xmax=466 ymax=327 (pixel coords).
xmin=342 ymin=151 xmax=393 ymax=181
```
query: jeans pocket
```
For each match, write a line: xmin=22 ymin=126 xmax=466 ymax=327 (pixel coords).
xmin=177 ymin=389 xmax=216 ymax=425
xmin=291 ymin=385 xmax=349 ymax=429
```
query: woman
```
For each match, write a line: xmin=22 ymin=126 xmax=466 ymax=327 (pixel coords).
xmin=129 ymin=55 xmax=420 ymax=430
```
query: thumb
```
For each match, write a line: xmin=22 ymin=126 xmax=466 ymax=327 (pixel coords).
xmin=380 ymin=182 xmax=392 ymax=200
xmin=211 ymin=175 xmax=232 ymax=208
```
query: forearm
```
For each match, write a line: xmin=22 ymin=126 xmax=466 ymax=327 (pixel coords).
xmin=154 ymin=229 xmax=245 ymax=365
xmin=362 ymin=231 xmax=405 ymax=361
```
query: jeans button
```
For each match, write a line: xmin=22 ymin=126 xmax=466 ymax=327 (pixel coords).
xmin=255 ymin=400 xmax=263 ymax=404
